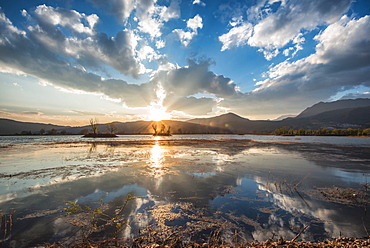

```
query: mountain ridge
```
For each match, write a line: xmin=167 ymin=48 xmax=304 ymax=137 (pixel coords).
xmin=1 ymin=98 xmax=370 ymax=135
xmin=296 ymin=98 xmax=370 ymax=118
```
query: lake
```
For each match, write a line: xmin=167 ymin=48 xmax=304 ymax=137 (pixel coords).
xmin=0 ymin=135 xmax=370 ymax=247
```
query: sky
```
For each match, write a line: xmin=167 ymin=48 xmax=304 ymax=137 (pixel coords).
xmin=0 ymin=0 xmax=369 ymax=126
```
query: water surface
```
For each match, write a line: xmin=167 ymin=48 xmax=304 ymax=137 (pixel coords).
xmin=0 ymin=136 xmax=369 ymax=247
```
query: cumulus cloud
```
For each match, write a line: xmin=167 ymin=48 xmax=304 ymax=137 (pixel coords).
xmin=173 ymin=14 xmax=203 ymax=47
xmin=137 ymin=45 xmax=163 ymax=62
xmin=219 ymin=0 xmax=353 ymax=59
xmin=155 ymin=39 xmax=165 ymax=49
xmin=187 ymin=14 xmax=203 ymax=30
xmin=25 ymin=5 xmax=143 ymax=78
xmin=88 ymin=0 xmax=180 ymax=38
xmin=222 ymin=15 xmax=370 ymax=118
xmin=1 ymin=1 xmax=368 ymax=120
xmin=33 ymin=4 xmax=98 ymax=35
xmin=0 ymin=7 xmax=234 ymax=117
xmin=152 ymin=58 xmax=240 ymax=98
xmin=136 ymin=0 xmax=180 ymax=38
xmin=0 ymin=8 xmax=156 ymax=107
xmin=87 ymin=0 xmax=135 ymax=22
xmin=219 ymin=22 xmax=253 ymax=51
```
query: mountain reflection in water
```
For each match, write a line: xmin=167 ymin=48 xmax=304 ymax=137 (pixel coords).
xmin=0 ymin=138 xmax=369 ymax=247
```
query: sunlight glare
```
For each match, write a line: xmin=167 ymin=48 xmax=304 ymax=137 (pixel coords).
xmin=148 ymin=106 xmax=171 ymax=121
xmin=147 ymin=82 xmax=172 ymax=121
xmin=150 ymin=142 xmax=164 ymax=168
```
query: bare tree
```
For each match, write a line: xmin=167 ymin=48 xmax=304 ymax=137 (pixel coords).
xmin=106 ymin=122 xmax=118 ymax=133
xmin=160 ymin=123 xmax=166 ymax=134
xmin=152 ymin=122 xmax=158 ymax=135
xmin=89 ymin=118 xmax=98 ymax=134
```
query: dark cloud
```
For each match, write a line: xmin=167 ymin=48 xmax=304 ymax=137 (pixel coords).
xmin=29 ymin=5 xmax=142 ymax=78
xmin=0 ymin=9 xmax=155 ymax=107
xmin=20 ymin=111 xmax=43 ymax=115
xmin=164 ymin=94 xmax=217 ymax=115
xmin=86 ymin=0 xmax=135 ymax=22
xmin=153 ymin=58 xmax=240 ymax=98
xmin=1 ymin=3 xmax=369 ymax=120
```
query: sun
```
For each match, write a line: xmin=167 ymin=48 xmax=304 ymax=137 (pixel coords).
xmin=147 ymin=82 xmax=172 ymax=121
xmin=148 ymin=106 xmax=171 ymax=121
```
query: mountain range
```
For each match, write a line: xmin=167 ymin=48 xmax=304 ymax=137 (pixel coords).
xmin=1 ymin=98 xmax=370 ymax=135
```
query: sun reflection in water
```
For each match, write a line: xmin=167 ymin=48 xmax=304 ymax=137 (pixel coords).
xmin=149 ymin=141 xmax=166 ymax=178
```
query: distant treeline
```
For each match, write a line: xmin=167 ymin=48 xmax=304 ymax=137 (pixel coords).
xmin=14 ymin=129 xmax=74 ymax=135
xmin=274 ymin=127 xmax=370 ymax=136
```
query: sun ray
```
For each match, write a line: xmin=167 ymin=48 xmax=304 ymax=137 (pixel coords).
xmin=148 ymin=82 xmax=172 ymax=121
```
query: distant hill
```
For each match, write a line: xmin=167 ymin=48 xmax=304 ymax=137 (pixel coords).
xmin=0 ymin=119 xmax=231 ymax=135
xmin=187 ymin=99 xmax=370 ymax=133
xmin=272 ymin=114 xmax=296 ymax=121
xmin=65 ymin=120 xmax=232 ymax=134
xmin=304 ymin=106 xmax=370 ymax=127
xmin=0 ymin=119 xmax=70 ymax=135
xmin=296 ymin=98 xmax=370 ymax=118
xmin=187 ymin=113 xmax=276 ymax=133
xmin=187 ymin=113 xmax=250 ymax=131
xmin=1 ymin=99 xmax=370 ymax=135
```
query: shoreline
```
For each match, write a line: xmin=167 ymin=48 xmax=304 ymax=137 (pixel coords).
xmin=42 ymin=236 xmax=370 ymax=247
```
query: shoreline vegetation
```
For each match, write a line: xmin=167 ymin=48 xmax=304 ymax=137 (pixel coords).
xmin=3 ymin=117 xmax=370 ymax=136
xmin=82 ymin=133 xmax=118 ymax=138
xmin=3 ymin=127 xmax=370 ymax=137
xmin=274 ymin=127 xmax=370 ymax=136
xmin=40 ymin=237 xmax=370 ymax=247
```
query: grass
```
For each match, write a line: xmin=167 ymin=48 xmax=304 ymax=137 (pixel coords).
xmin=2 ymin=184 xmax=370 ymax=247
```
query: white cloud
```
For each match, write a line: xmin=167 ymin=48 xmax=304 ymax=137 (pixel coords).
xmin=219 ymin=22 xmax=253 ymax=51
xmin=138 ymin=18 xmax=163 ymax=38
xmin=155 ymin=39 xmax=165 ymax=49
xmin=309 ymin=15 xmax=369 ymax=65
xmin=173 ymin=15 xmax=203 ymax=47
xmin=34 ymin=4 xmax=98 ymax=35
xmin=0 ymin=7 xmax=156 ymax=108
xmin=229 ymin=16 xmax=243 ymax=27
xmin=137 ymin=45 xmax=162 ymax=62
xmin=173 ymin=29 xmax=194 ymax=47
xmin=226 ymin=15 xmax=370 ymax=118
xmin=219 ymin=0 xmax=353 ymax=59
xmin=0 ymin=7 xmax=235 ymax=117
xmin=193 ymin=0 xmax=206 ymax=7
xmin=136 ymin=0 xmax=180 ymax=38
xmin=159 ymin=0 xmax=180 ymax=22
xmin=88 ymin=0 xmax=180 ymax=38
xmin=0 ymin=11 xmax=26 ymax=38
xmin=187 ymin=14 xmax=203 ymax=31
xmin=257 ymin=48 xmax=279 ymax=60
xmin=25 ymin=5 xmax=144 ymax=78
